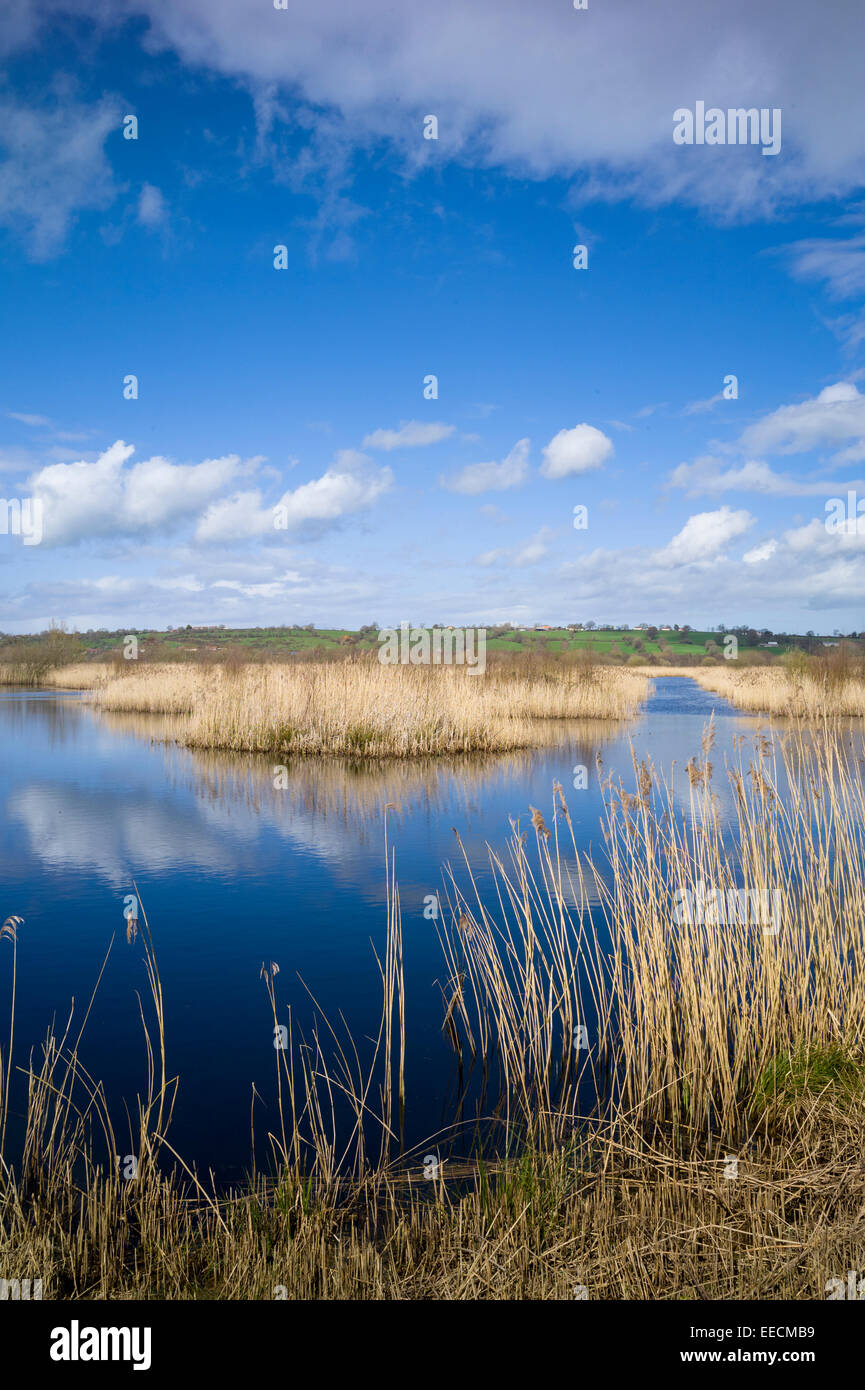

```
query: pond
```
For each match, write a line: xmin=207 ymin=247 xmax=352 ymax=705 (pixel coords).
xmin=0 ymin=676 xmax=758 ymax=1177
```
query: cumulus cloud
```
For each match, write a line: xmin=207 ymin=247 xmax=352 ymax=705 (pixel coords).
xmin=56 ymin=0 xmax=865 ymax=219
xmin=553 ymin=511 xmax=865 ymax=619
xmin=740 ymin=382 xmax=865 ymax=457
xmin=3 ymin=0 xmax=865 ymax=267
xmin=540 ymin=425 xmax=613 ymax=479
xmin=362 ymin=420 xmax=455 ymax=450
xmin=441 ymin=437 xmax=529 ymax=495
xmin=196 ymin=448 xmax=392 ymax=542
xmin=6 ymin=1 xmax=865 ymax=266
xmin=653 ymin=506 xmax=754 ymax=567
xmin=28 ymin=440 xmax=244 ymax=546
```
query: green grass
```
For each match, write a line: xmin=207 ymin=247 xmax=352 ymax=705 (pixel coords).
xmin=0 ymin=622 xmax=816 ymax=669
xmin=753 ymin=1045 xmax=865 ymax=1113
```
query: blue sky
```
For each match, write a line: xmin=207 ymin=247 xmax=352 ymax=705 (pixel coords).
xmin=2 ymin=0 xmax=865 ymax=633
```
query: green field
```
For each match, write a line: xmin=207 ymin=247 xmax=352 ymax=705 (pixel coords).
xmin=0 ymin=622 xmax=838 ymax=667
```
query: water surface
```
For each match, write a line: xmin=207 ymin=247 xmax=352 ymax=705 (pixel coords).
xmin=0 ymin=676 xmax=762 ymax=1174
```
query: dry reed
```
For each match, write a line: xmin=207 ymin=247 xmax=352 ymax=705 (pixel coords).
xmin=4 ymin=724 xmax=865 ymax=1298
xmin=32 ymin=659 xmax=647 ymax=757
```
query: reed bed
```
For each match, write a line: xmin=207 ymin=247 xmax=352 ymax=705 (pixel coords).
xmin=0 ymin=661 xmax=117 ymax=689
xmin=630 ymin=656 xmax=865 ymax=718
xmin=439 ymin=722 xmax=865 ymax=1144
xmin=4 ymin=1102 xmax=863 ymax=1300
xmin=4 ymin=724 xmax=865 ymax=1298
xmin=65 ymin=659 xmax=647 ymax=757
xmin=690 ymin=664 xmax=865 ymax=716
xmin=0 ymin=661 xmax=55 ymax=686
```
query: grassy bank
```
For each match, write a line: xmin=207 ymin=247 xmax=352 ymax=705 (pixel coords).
xmin=3 ymin=726 xmax=865 ymax=1298
xmin=17 ymin=659 xmax=648 ymax=757
xmin=690 ymin=663 xmax=865 ymax=716
xmin=3 ymin=1101 xmax=861 ymax=1300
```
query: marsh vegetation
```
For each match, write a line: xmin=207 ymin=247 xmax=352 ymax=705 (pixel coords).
xmin=3 ymin=718 xmax=865 ymax=1298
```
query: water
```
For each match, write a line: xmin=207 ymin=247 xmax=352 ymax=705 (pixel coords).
xmin=0 ymin=676 xmax=762 ymax=1176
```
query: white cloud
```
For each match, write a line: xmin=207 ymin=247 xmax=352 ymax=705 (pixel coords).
xmin=212 ymin=574 xmax=303 ymax=597
xmin=475 ymin=547 xmax=505 ymax=567
xmin=442 ymin=437 xmax=529 ymax=495
xmin=64 ymin=0 xmax=865 ymax=219
xmin=784 ymin=514 xmax=865 ymax=555
xmin=668 ymin=454 xmax=854 ymax=497
xmin=7 ymin=411 xmax=52 ymax=427
xmin=195 ymin=448 xmax=392 ymax=542
xmin=473 ymin=526 xmax=553 ymax=569
xmin=682 ymin=391 xmax=727 ymax=416
xmin=514 ymin=528 xmax=553 ymax=567
xmin=0 ymin=91 xmax=120 ymax=259
xmin=362 ymin=420 xmax=455 ymax=450
xmin=743 ymin=538 xmax=778 ymax=564
xmin=785 ymin=231 xmax=865 ymax=300
xmin=137 ymin=182 xmax=168 ymax=228
xmin=540 ymin=424 xmax=613 ymax=479
xmin=740 ymin=382 xmax=865 ymax=457
xmin=653 ymin=506 xmax=754 ymax=567
xmin=28 ymin=440 xmax=244 ymax=545
xmin=5 ymin=0 xmax=865 ymax=265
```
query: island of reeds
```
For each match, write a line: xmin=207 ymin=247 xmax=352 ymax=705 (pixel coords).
xmin=0 ymin=654 xmax=648 ymax=756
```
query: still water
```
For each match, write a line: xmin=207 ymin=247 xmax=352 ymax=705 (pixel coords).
xmin=0 ymin=677 xmax=758 ymax=1175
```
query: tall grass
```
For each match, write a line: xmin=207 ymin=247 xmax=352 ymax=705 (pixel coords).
xmin=638 ymin=648 xmax=865 ymax=716
xmin=690 ymin=662 xmax=865 ymax=716
xmin=438 ymin=723 xmax=865 ymax=1145
xmin=32 ymin=659 xmax=647 ymax=757
xmin=4 ymin=724 xmax=865 ymax=1297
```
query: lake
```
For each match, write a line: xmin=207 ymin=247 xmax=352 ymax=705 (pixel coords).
xmin=0 ymin=676 xmax=757 ymax=1177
